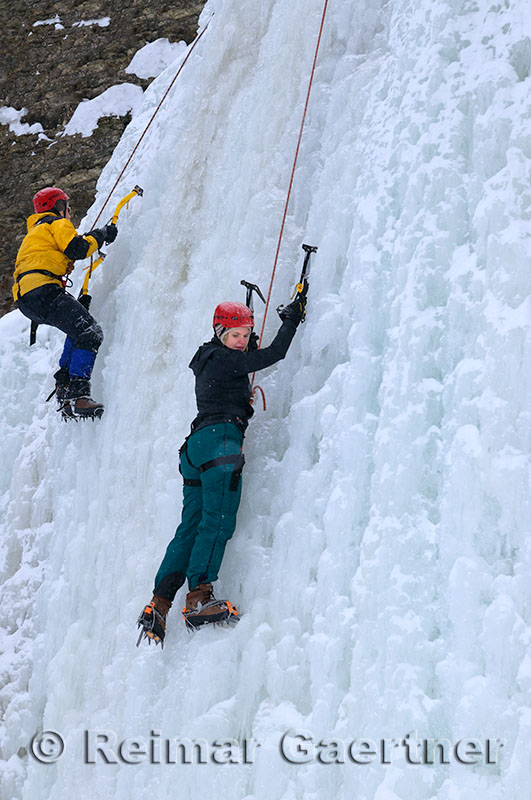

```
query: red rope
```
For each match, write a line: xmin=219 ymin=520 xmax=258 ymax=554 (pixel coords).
xmin=89 ymin=20 xmax=211 ymax=229
xmin=257 ymin=0 xmax=329 ymax=348
xmin=251 ymin=0 xmax=329 ymax=393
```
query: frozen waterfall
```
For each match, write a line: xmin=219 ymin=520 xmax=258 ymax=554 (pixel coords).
xmin=1 ymin=0 xmax=530 ymax=798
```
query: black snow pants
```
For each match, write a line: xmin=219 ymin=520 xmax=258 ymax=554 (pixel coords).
xmin=17 ymin=284 xmax=103 ymax=396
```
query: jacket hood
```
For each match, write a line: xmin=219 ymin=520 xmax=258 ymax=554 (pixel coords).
xmin=189 ymin=337 xmax=223 ymax=377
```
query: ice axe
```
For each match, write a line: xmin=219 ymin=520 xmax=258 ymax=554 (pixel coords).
xmin=240 ymin=279 xmax=266 ymax=312
xmin=296 ymin=243 xmax=318 ymax=301
xmin=281 ymin=242 xmax=318 ymax=324
xmin=240 ymin=280 xmax=265 ymax=360
xmin=78 ymin=185 xmax=144 ymax=309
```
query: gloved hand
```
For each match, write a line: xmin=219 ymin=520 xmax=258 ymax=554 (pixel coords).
xmin=103 ymin=223 xmax=118 ymax=244
xmin=87 ymin=227 xmax=106 ymax=249
xmin=277 ymin=295 xmax=307 ymax=325
xmin=247 ymin=332 xmax=260 ymax=351
xmin=78 ymin=293 xmax=92 ymax=310
xmin=87 ymin=224 xmax=118 ymax=249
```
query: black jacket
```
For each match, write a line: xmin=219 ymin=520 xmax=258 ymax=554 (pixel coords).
xmin=189 ymin=319 xmax=298 ymax=430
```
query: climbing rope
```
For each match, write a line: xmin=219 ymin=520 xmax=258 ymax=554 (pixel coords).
xmin=88 ymin=19 xmax=211 ymax=230
xmin=251 ymin=0 xmax=329 ymax=398
xmin=256 ymin=0 xmax=329 ymax=350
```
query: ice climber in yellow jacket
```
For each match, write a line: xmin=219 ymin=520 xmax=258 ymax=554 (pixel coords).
xmin=13 ymin=187 xmax=118 ymax=418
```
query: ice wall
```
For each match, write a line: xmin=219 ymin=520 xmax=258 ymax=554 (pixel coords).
xmin=1 ymin=0 xmax=530 ymax=798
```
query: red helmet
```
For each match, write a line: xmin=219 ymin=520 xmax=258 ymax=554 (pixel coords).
xmin=213 ymin=302 xmax=254 ymax=328
xmin=33 ymin=187 xmax=69 ymax=213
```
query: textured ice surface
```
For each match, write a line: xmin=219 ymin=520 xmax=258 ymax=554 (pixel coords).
xmin=1 ymin=0 xmax=530 ymax=798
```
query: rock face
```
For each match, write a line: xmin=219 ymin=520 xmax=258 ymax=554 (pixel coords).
xmin=1 ymin=0 xmax=205 ymax=315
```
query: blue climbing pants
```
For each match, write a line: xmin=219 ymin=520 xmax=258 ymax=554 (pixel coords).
xmin=154 ymin=422 xmax=245 ymax=598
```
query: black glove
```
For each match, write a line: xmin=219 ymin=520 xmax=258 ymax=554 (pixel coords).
xmin=277 ymin=295 xmax=307 ymax=325
xmin=247 ymin=332 xmax=259 ymax=351
xmin=87 ymin=227 xmax=106 ymax=249
xmin=86 ymin=224 xmax=118 ymax=249
xmin=78 ymin=293 xmax=92 ymax=310
xmin=103 ymin=223 xmax=118 ymax=244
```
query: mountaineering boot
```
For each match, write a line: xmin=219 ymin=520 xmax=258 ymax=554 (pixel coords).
xmin=182 ymin=583 xmax=239 ymax=630
xmin=136 ymin=595 xmax=172 ymax=647
xmin=73 ymin=396 xmax=104 ymax=419
xmin=62 ymin=376 xmax=104 ymax=419
xmin=58 ymin=400 xmax=77 ymax=420
xmin=53 ymin=366 xmax=70 ymax=402
xmin=46 ymin=367 xmax=75 ymax=418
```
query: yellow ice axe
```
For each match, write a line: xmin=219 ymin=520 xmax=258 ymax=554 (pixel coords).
xmin=110 ymin=185 xmax=144 ymax=225
xmin=79 ymin=185 xmax=143 ymax=304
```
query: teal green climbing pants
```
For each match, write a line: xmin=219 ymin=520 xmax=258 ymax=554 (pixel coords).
xmin=154 ymin=422 xmax=245 ymax=599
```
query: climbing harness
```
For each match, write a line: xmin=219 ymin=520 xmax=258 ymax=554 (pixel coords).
xmin=15 ymin=214 xmax=73 ymax=345
xmin=78 ymin=185 xmax=143 ymax=309
xmin=178 ymin=434 xmax=245 ymax=493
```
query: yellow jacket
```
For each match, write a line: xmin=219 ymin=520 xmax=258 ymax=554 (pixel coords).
xmin=13 ymin=213 xmax=100 ymax=301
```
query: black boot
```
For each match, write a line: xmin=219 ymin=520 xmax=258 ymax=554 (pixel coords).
xmin=53 ymin=367 xmax=70 ymax=402
xmin=48 ymin=367 xmax=78 ymax=419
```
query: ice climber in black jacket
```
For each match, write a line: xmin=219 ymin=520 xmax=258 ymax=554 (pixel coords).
xmin=137 ymin=294 xmax=305 ymax=644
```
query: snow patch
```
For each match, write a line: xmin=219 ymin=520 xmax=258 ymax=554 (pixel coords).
xmin=33 ymin=15 xmax=64 ymax=30
xmin=72 ymin=18 xmax=111 ymax=28
xmin=125 ymin=38 xmax=188 ymax=79
xmin=61 ymin=84 xmax=144 ymax=137
xmin=0 ymin=107 xmax=44 ymax=136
